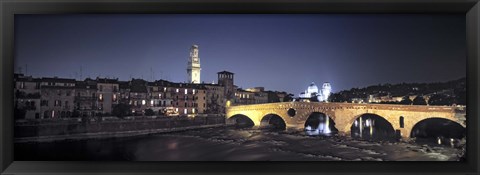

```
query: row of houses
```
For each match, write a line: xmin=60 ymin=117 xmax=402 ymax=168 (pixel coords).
xmin=14 ymin=71 xmax=291 ymax=120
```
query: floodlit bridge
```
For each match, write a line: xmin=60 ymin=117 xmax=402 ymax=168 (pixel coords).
xmin=226 ymin=102 xmax=466 ymax=139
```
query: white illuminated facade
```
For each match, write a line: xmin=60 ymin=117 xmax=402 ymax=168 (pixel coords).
xmin=299 ymin=82 xmax=332 ymax=102
xmin=187 ymin=45 xmax=201 ymax=84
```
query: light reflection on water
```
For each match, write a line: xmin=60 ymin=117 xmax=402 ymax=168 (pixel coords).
xmin=14 ymin=126 xmax=463 ymax=161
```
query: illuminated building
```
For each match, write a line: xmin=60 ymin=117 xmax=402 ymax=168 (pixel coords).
xmin=298 ymin=82 xmax=332 ymax=102
xmin=187 ymin=45 xmax=201 ymax=84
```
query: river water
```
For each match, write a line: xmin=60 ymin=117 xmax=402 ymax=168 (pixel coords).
xmin=15 ymin=126 xmax=464 ymax=161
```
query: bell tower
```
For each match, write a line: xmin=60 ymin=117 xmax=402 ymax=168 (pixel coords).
xmin=187 ymin=44 xmax=201 ymax=84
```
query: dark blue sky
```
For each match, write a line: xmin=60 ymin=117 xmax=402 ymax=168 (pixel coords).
xmin=15 ymin=14 xmax=466 ymax=95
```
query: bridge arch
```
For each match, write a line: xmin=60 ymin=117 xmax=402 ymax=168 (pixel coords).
xmin=304 ymin=112 xmax=338 ymax=134
xmin=227 ymin=114 xmax=255 ymax=128
xmin=410 ymin=117 xmax=466 ymax=139
xmin=349 ymin=113 xmax=396 ymax=140
xmin=260 ymin=113 xmax=287 ymax=130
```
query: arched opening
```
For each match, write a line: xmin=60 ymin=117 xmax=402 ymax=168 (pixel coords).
xmin=304 ymin=112 xmax=338 ymax=136
xmin=226 ymin=114 xmax=255 ymax=128
xmin=260 ymin=114 xmax=286 ymax=130
xmin=350 ymin=114 xmax=396 ymax=141
xmin=410 ymin=118 xmax=465 ymax=146
xmin=399 ymin=116 xmax=405 ymax=128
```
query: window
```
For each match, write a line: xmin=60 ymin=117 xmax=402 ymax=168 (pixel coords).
xmin=193 ymin=89 xmax=196 ymax=94
xmin=142 ymin=100 xmax=146 ymax=105
xmin=185 ymin=89 xmax=188 ymax=95
xmin=99 ymin=94 xmax=103 ymax=101
xmin=400 ymin=116 xmax=405 ymax=128
xmin=185 ymin=102 xmax=187 ymax=107
xmin=65 ymin=101 xmax=69 ymax=107
xmin=113 ymin=94 xmax=117 ymax=101
xmin=151 ymin=100 xmax=154 ymax=106
xmin=99 ymin=85 xmax=103 ymax=91
xmin=176 ymin=88 xmax=179 ymax=93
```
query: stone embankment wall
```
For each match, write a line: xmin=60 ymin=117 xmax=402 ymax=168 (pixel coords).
xmin=15 ymin=115 xmax=225 ymax=142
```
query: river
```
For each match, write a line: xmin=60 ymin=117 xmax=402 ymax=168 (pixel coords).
xmin=14 ymin=126 xmax=464 ymax=161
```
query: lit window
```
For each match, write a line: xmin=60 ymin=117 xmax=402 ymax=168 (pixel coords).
xmin=192 ymin=108 xmax=195 ymax=113
xmin=164 ymin=87 xmax=167 ymax=92
xmin=185 ymin=89 xmax=188 ymax=95
xmin=184 ymin=108 xmax=187 ymax=114
xmin=159 ymin=94 xmax=161 ymax=98
xmin=151 ymin=100 xmax=154 ymax=106
xmin=193 ymin=89 xmax=196 ymax=94
xmin=175 ymin=108 xmax=178 ymax=112
xmin=176 ymin=89 xmax=179 ymax=93
xmin=99 ymin=94 xmax=103 ymax=101
xmin=142 ymin=100 xmax=146 ymax=105
xmin=113 ymin=94 xmax=117 ymax=101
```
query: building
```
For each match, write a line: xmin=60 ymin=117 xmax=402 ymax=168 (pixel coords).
xmin=128 ymin=78 xmax=148 ymax=115
xmin=74 ymin=79 xmax=99 ymax=118
xmin=235 ymin=89 xmax=256 ymax=105
xmin=14 ymin=74 xmax=41 ymax=119
xmin=217 ymin=71 xmax=235 ymax=100
xmin=187 ymin=45 xmax=201 ymax=84
xmin=299 ymin=82 xmax=332 ymax=102
xmin=96 ymin=78 xmax=120 ymax=114
xmin=203 ymin=83 xmax=225 ymax=114
xmin=39 ymin=77 xmax=76 ymax=118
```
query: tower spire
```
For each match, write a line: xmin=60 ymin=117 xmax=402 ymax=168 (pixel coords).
xmin=187 ymin=44 xmax=201 ymax=84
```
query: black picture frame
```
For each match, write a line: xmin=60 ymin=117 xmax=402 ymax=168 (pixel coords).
xmin=1 ymin=0 xmax=479 ymax=174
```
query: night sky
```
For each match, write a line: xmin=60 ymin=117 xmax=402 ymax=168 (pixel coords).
xmin=15 ymin=14 xmax=466 ymax=96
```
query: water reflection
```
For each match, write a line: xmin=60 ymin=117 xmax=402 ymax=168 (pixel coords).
xmin=350 ymin=114 xmax=396 ymax=141
xmin=15 ymin=126 xmax=464 ymax=161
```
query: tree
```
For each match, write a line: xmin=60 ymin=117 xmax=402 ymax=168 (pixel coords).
xmin=309 ymin=93 xmax=320 ymax=102
xmin=112 ymin=103 xmax=132 ymax=118
xmin=428 ymin=94 xmax=454 ymax=106
xmin=145 ymin=108 xmax=155 ymax=116
xmin=412 ymin=96 xmax=427 ymax=105
xmin=399 ymin=96 xmax=412 ymax=105
xmin=283 ymin=94 xmax=294 ymax=102
xmin=267 ymin=91 xmax=280 ymax=103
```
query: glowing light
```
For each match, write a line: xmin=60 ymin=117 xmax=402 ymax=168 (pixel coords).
xmin=354 ymin=120 xmax=358 ymax=127
xmin=192 ymin=108 xmax=195 ymax=114
xmin=142 ymin=100 xmax=146 ymax=105
xmin=305 ymin=125 xmax=312 ymax=131
xmin=370 ymin=124 xmax=373 ymax=136
xmin=226 ymin=100 xmax=231 ymax=107
xmin=437 ymin=137 xmax=442 ymax=145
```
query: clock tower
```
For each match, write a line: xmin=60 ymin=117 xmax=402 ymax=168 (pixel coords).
xmin=187 ymin=44 xmax=201 ymax=84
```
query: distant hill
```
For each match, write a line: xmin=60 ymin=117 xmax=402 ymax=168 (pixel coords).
xmin=328 ymin=77 xmax=466 ymax=105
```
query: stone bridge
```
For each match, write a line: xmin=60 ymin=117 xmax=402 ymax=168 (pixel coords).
xmin=226 ymin=102 xmax=466 ymax=138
